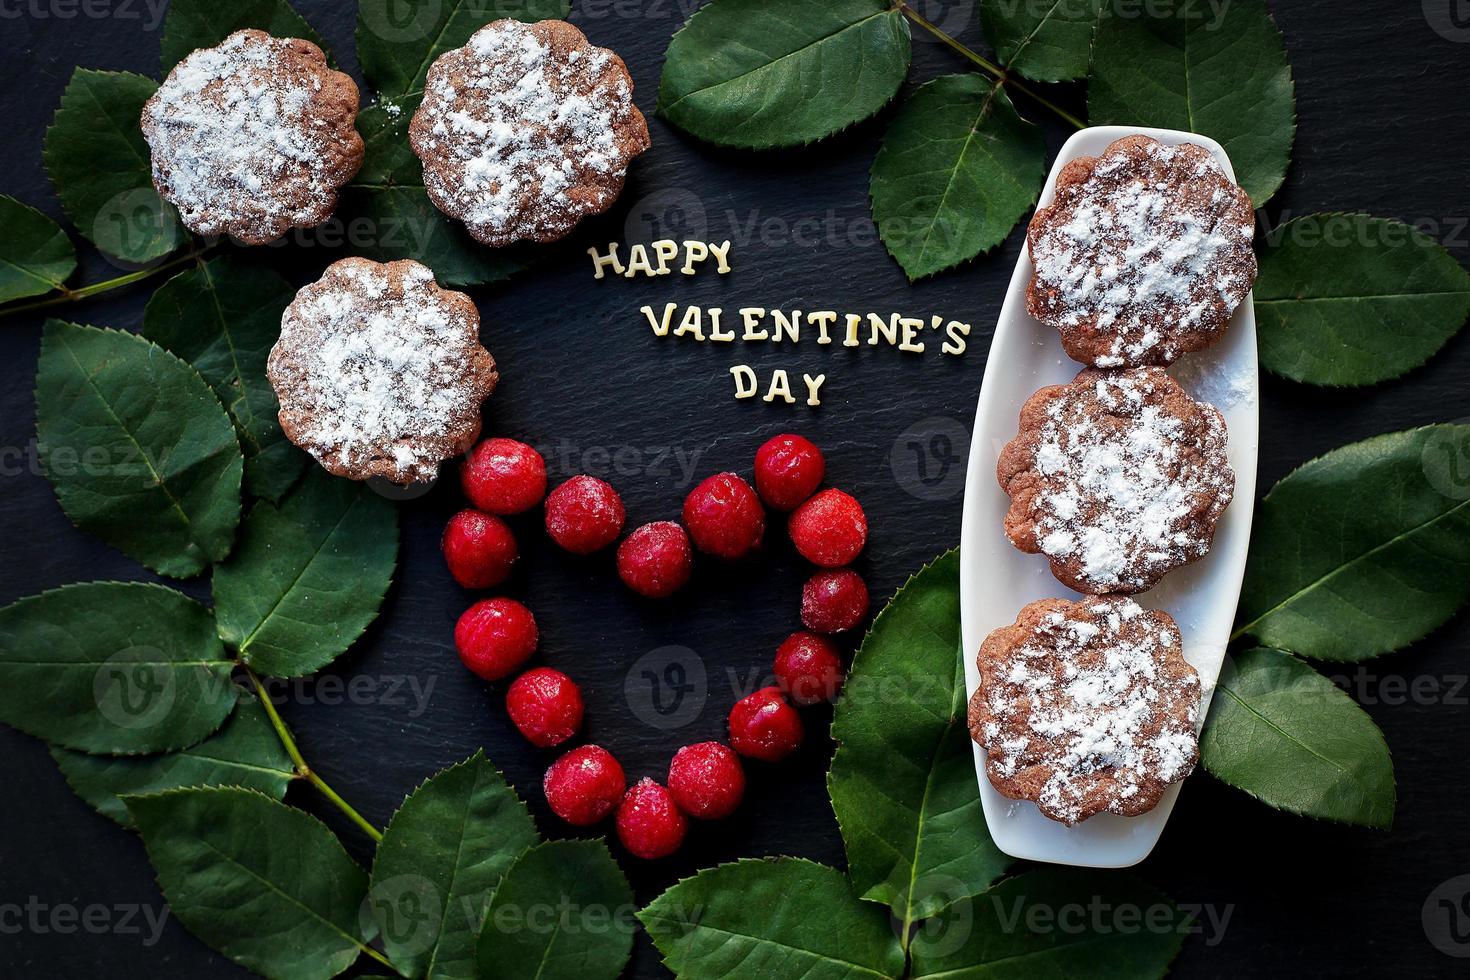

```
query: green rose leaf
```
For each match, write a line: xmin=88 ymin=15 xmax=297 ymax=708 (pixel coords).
xmin=657 ymin=0 xmax=912 ymax=149
xmin=829 ymin=549 xmax=1009 ymax=927
xmin=143 ymin=257 xmax=308 ymax=502
xmin=0 ymin=582 xmax=236 ymax=754
xmin=870 ymin=76 xmax=1046 ymax=281
xmin=1200 ymin=648 xmax=1395 ymax=828
xmin=369 ymin=750 xmax=538 ymax=979
xmin=160 ymin=0 xmax=330 ymax=71
xmin=43 ymin=69 xmax=186 ymax=264
xmin=908 ymin=870 xmax=1189 ymax=979
xmin=1235 ymin=424 xmax=1470 ymax=661
xmin=980 ymin=0 xmax=1102 ymax=83
xmin=477 ymin=840 xmax=635 ymax=980
xmin=639 ymin=858 xmax=904 ymax=980
xmin=1255 ymin=214 xmax=1470 ymax=386
xmin=1088 ymin=0 xmax=1296 ymax=206
xmin=36 ymin=320 xmax=243 ymax=578
xmin=337 ymin=184 xmax=527 ymax=287
xmin=213 ymin=469 xmax=398 ymax=678
xmin=0 ymin=195 xmax=76 ymax=304
xmin=127 ymin=787 xmax=372 ymax=980
xmin=52 ymin=694 xmax=294 ymax=826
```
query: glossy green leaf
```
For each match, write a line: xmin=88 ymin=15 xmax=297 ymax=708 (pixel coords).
xmin=127 ymin=788 xmax=371 ymax=980
xmin=1255 ymin=213 xmax=1470 ymax=386
xmin=829 ymin=549 xmax=1009 ymax=927
xmin=477 ymin=840 xmax=635 ymax=980
xmin=143 ymin=257 xmax=308 ymax=502
xmin=52 ymin=694 xmax=293 ymax=825
xmin=1235 ymin=425 xmax=1470 ymax=661
xmin=1201 ymin=648 xmax=1395 ymax=828
xmin=639 ymin=858 xmax=904 ymax=980
xmin=1088 ymin=0 xmax=1296 ymax=206
xmin=870 ymin=76 xmax=1045 ymax=281
xmin=369 ymin=751 xmax=538 ymax=979
xmin=36 ymin=321 xmax=243 ymax=578
xmin=0 ymin=195 xmax=75 ymax=304
xmin=980 ymin=0 xmax=1102 ymax=82
xmin=160 ymin=0 xmax=329 ymax=71
xmin=909 ymin=870 xmax=1188 ymax=979
xmin=657 ymin=0 xmax=912 ymax=149
xmin=43 ymin=69 xmax=186 ymax=264
xmin=213 ymin=470 xmax=396 ymax=677
xmin=337 ymin=184 xmax=526 ymax=287
xmin=0 ymin=583 xmax=235 ymax=754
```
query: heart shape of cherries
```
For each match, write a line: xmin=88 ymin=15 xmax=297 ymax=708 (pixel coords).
xmin=440 ymin=434 xmax=870 ymax=860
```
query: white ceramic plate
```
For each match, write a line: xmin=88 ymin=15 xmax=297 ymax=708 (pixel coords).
xmin=958 ymin=126 xmax=1259 ymax=868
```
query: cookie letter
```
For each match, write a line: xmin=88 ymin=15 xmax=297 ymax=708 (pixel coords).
xmin=681 ymin=240 xmax=709 ymax=275
xmin=708 ymin=239 xmax=733 ymax=274
xmin=730 ymin=365 xmax=758 ymax=400
xmin=652 ymin=239 xmax=679 ymax=275
xmin=739 ymin=308 xmax=769 ymax=341
xmin=640 ymin=303 xmax=677 ymax=337
xmin=942 ymin=320 xmax=971 ymax=356
xmin=625 ymin=243 xmax=657 ymax=277
xmin=808 ymin=310 xmax=837 ymax=345
xmin=899 ymin=317 xmax=925 ymax=353
xmin=708 ymin=307 xmax=734 ymax=342
xmin=763 ymin=370 xmax=795 ymax=404
xmin=589 ymin=243 xmax=624 ymax=279
xmin=673 ymin=304 xmax=706 ymax=341
xmin=802 ymin=373 xmax=826 ymax=407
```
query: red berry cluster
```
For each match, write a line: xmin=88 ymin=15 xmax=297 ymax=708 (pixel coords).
xmin=443 ymin=433 xmax=869 ymax=859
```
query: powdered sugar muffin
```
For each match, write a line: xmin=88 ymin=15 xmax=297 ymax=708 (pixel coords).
xmin=141 ymin=30 xmax=363 ymax=245
xmin=267 ymin=258 xmax=498 ymax=484
xmin=998 ymin=367 xmax=1233 ymax=595
xmin=1026 ymin=135 xmax=1257 ymax=367
xmin=968 ymin=596 xmax=1201 ymax=825
xmin=409 ymin=19 xmax=650 ymax=247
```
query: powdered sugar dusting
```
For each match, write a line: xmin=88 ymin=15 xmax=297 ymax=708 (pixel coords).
xmin=1028 ymin=137 xmax=1256 ymax=366
xmin=268 ymin=259 xmax=496 ymax=484
xmin=409 ymin=19 xmax=649 ymax=247
xmin=141 ymin=30 xmax=362 ymax=244
xmin=973 ymin=596 xmax=1201 ymax=825
xmin=1009 ymin=368 xmax=1234 ymax=593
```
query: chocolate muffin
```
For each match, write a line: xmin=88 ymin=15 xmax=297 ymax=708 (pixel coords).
xmin=141 ymin=29 xmax=363 ymax=245
xmin=267 ymin=258 xmax=498 ymax=485
xmin=1026 ymin=135 xmax=1257 ymax=367
xmin=968 ymin=596 xmax=1201 ymax=825
xmin=409 ymin=19 xmax=650 ymax=247
xmin=998 ymin=367 xmax=1233 ymax=595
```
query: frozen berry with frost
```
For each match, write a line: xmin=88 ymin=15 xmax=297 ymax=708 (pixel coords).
xmin=442 ymin=509 xmax=518 ymax=589
xmin=616 ymin=778 xmax=688 ymax=859
xmin=544 ymin=745 xmax=626 ymax=826
xmin=506 ymin=667 xmax=584 ymax=747
xmin=728 ymin=686 xmax=804 ymax=762
xmin=683 ymin=472 xmax=765 ymax=559
xmin=788 ymin=489 xmax=867 ymax=567
xmin=754 ymin=434 xmax=825 ymax=511
xmin=667 ymin=741 xmax=745 ymax=819
xmin=774 ymin=631 xmax=845 ymax=705
xmin=801 ymin=570 xmax=870 ymax=634
xmin=462 ymin=438 xmax=547 ymax=514
xmin=617 ymin=521 xmax=694 ymax=598
xmin=454 ymin=597 xmax=538 ymax=680
xmin=545 ymin=475 xmax=625 ymax=554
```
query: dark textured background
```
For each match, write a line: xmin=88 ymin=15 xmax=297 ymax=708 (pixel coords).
xmin=2 ymin=1 xmax=1468 ymax=977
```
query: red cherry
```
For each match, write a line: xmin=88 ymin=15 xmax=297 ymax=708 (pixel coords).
xmin=545 ymin=475 xmax=625 ymax=554
xmin=454 ymin=598 xmax=538 ymax=681
xmin=774 ymin=632 xmax=845 ymax=705
xmin=788 ymin=489 xmax=867 ymax=568
xmin=543 ymin=745 xmax=626 ymax=826
xmin=683 ymin=472 xmax=765 ymax=559
xmin=800 ymin=570 xmax=870 ymax=634
xmin=506 ymin=668 xmax=584 ymax=748
xmin=615 ymin=778 xmax=688 ymax=859
xmin=754 ymin=434 xmax=825 ymax=511
xmin=728 ymin=687 xmax=804 ymax=762
xmin=667 ymin=742 xmax=745 ymax=819
xmin=461 ymin=438 xmax=547 ymax=515
xmin=617 ymin=522 xmax=694 ymax=598
xmin=441 ymin=509 xmax=519 ymax=589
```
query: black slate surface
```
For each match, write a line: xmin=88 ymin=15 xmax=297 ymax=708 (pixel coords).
xmin=2 ymin=1 xmax=1468 ymax=977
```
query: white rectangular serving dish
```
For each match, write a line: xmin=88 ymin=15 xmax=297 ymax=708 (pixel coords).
xmin=958 ymin=126 xmax=1260 ymax=868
